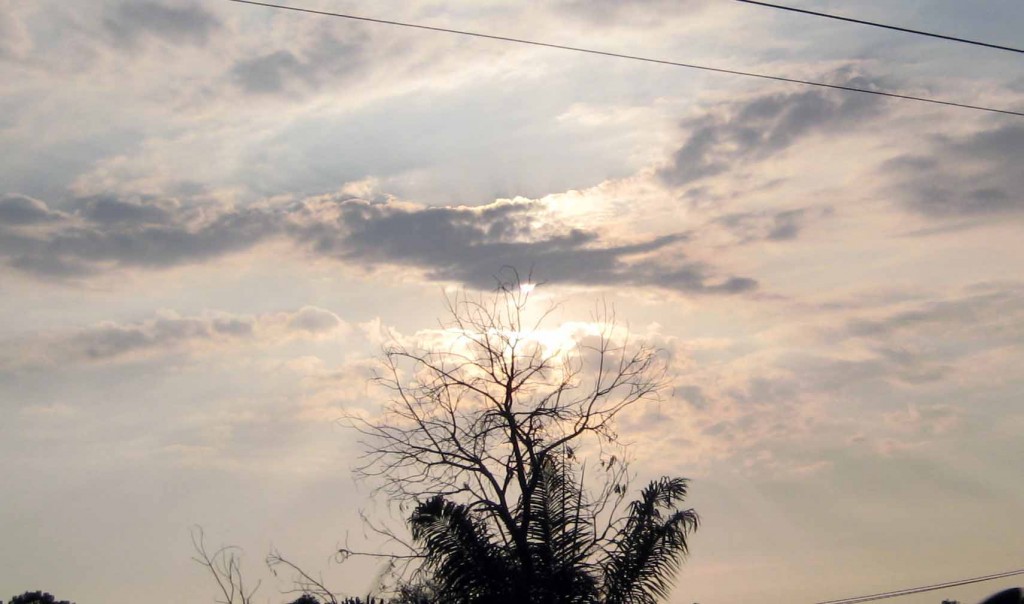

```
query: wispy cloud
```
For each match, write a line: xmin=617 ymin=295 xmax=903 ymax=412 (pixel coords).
xmin=659 ymin=71 xmax=887 ymax=187
xmin=229 ymin=32 xmax=367 ymax=95
xmin=1 ymin=306 xmax=349 ymax=369
xmin=103 ymin=1 xmax=221 ymax=47
xmin=883 ymin=123 xmax=1024 ymax=219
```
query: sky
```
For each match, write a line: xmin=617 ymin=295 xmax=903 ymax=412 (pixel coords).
xmin=1 ymin=1 xmax=1023 ymax=603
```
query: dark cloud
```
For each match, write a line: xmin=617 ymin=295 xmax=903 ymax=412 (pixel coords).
xmin=0 ymin=196 xmax=280 ymax=276
xmin=50 ymin=315 xmax=256 ymax=364
xmin=288 ymin=306 xmax=344 ymax=334
xmin=714 ymin=208 xmax=821 ymax=243
xmin=674 ymin=384 xmax=707 ymax=409
xmin=884 ymin=124 xmax=1024 ymax=218
xmin=104 ymin=1 xmax=221 ymax=47
xmin=290 ymin=197 xmax=757 ymax=294
xmin=230 ymin=33 xmax=365 ymax=94
xmin=766 ymin=209 xmax=804 ymax=240
xmin=0 ymin=194 xmax=66 ymax=225
xmin=8 ymin=253 xmax=95 ymax=278
xmin=232 ymin=51 xmax=306 ymax=94
xmin=659 ymin=73 xmax=885 ymax=186
xmin=0 ymin=193 xmax=757 ymax=295
xmin=73 ymin=195 xmax=175 ymax=226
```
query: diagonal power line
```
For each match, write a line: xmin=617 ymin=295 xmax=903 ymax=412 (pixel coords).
xmin=813 ymin=567 xmax=1024 ymax=604
xmin=734 ymin=0 xmax=1024 ymax=55
xmin=225 ymin=0 xmax=1024 ymax=118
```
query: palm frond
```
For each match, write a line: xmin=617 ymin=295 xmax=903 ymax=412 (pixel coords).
xmin=601 ymin=477 xmax=699 ymax=604
xmin=522 ymin=453 xmax=600 ymax=602
xmin=409 ymin=496 xmax=514 ymax=603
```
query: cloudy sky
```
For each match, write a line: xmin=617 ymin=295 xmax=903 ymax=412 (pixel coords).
xmin=2 ymin=1 xmax=1023 ymax=603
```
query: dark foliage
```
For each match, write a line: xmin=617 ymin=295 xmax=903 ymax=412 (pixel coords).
xmin=286 ymin=595 xmax=429 ymax=604
xmin=7 ymin=592 xmax=75 ymax=604
xmin=408 ymin=450 xmax=697 ymax=604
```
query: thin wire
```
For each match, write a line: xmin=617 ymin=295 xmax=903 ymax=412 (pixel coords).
xmin=820 ymin=570 xmax=1024 ymax=604
xmin=734 ymin=0 xmax=1024 ymax=55
xmin=813 ymin=568 xmax=1024 ymax=604
xmin=225 ymin=0 xmax=1024 ymax=119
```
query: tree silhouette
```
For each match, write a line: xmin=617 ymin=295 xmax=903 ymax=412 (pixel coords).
xmin=193 ymin=272 xmax=698 ymax=603
xmin=350 ymin=271 xmax=698 ymax=602
xmin=6 ymin=593 xmax=74 ymax=604
xmin=191 ymin=526 xmax=261 ymax=604
xmin=408 ymin=452 xmax=697 ymax=603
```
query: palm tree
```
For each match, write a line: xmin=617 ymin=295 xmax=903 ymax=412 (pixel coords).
xmin=407 ymin=451 xmax=698 ymax=604
xmin=600 ymin=477 xmax=699 ymax=604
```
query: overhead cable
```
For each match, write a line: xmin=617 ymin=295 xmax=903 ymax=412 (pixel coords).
xmin=734 ymin=0 xmax=1024 ymax=55
xmin=813 ymin=567 xmax=1024 ymax=604
xmin=225 ymin=0 xmax=1024 ymax=119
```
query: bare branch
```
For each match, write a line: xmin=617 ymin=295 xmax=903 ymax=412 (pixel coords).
xmin=190 ymin=526 xmax=261 ymax=604
xmin=343 ymin=274 xmax=671 ymax=587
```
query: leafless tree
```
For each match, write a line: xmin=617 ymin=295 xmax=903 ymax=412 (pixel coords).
xmin=191 ymin=526 xmax=261 ymax=604
xmin=267 ymin=548 xmax=342 ymax=604
xmin=346 ymin=270 xmax=686 ymax=598
xmin=193 ymin=272 xmax=696 ymax=603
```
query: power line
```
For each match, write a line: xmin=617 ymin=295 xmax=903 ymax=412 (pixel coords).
xmin=225 ymin=0 xmax=1024 ymax=119
xmin=813 ymin=568 xmax=1024 ymax=604
xmin=734 ymin=0 xmax=1024 ymax=55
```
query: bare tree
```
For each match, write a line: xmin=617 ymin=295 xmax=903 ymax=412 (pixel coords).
xmin=191 ymin=526 xmax=261 ymax=604
xmin=347 ymin=271 xmax=697 ymax=602
xmin=267 ymin=548 xmax=342 ymax=604
xmin=192 ymin=272 xmax=696 ymax=603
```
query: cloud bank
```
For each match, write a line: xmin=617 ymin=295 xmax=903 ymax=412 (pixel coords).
xmin=0 ymin=193 xmax=758 ymax=294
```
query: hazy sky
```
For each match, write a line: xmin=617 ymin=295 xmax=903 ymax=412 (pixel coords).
xmin=2 ymin=1 xmax=1023 ymax=603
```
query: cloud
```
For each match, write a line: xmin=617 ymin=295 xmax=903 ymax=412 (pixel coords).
xmin=614 ymin=282 xmax=1024 ymax=476
xmin=103 ymin=1 xmax=221 ymax=47
xmin=290 ymin=196 xmax=757 ymax=294
xmin=557 ymin=0 xmax=713 ymax=26
xmin=659 ymin=73 xmax=886 ymax=186
xmin=1 ymin=307 xmax=350 ymax=368
xmin=288 ymin=306 xmax=345 ymax=334
xmin=713 ymin=207 xmax=825 ymax=243
xmin=0 ymin=1 xmax=32 ymax=59
xmin=1 ymin=192 xmax=758 ymax=295
xmin=775 ymin=282 xmax=1024 ymax=398
xmin=884 ymin=123 xmax=1024 ymax=218
xmin=66 ymin=314 xmax=254 ymax=361
xmin=842 ymin=282 xmax=1024 ymax=346
xmin=231 ymin=51 xmax=306 ymax=94
xmin=0 ymin=194 xmax=67 ymax=225
xmin=230 ymin=34 xmax=365 ymax=95
xmin=72 ymin=194 xmax=177 ymax=225
xmin=0 ymin=195 xmax=281 ymax=275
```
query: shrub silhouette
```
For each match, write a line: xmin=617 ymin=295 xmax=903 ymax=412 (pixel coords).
xmin=6 ymin=592 xmax=74 ymax=604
